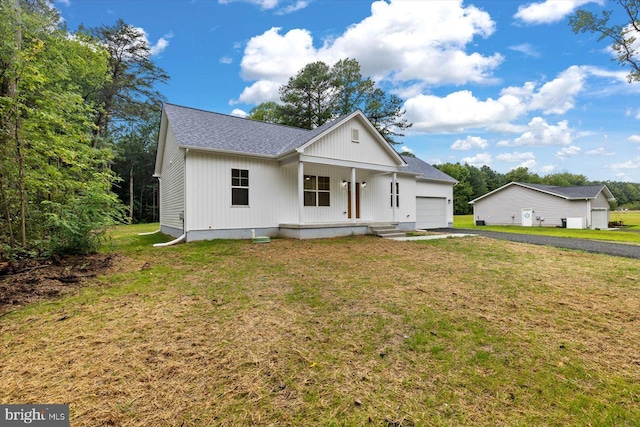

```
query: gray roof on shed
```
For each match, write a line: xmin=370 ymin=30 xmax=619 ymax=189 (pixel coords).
xmin=164 ymin=103 xmax=363 ymax=157
xmin=401 ymin=156 xmax=458 ymax=183
xmin=470 ymin=181 xmax=615 ymax=203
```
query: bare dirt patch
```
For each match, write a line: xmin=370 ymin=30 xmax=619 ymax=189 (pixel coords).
xmin=0 ymin=254 xmax=118 ymax=315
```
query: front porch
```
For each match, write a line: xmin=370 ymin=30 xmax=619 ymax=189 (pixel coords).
xmin=278 ymin=221 xmax=409 ymax=239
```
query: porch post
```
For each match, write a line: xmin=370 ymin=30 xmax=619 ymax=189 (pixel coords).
xmin=351 ymin=167 xmax=356 ymax=223
xmin=392 ymin=172 xmax=397 ymax=223
xmin=298 ymin=161 xmax=304 ymax=224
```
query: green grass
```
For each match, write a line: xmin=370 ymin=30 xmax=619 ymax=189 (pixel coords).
xmin=1 ymin=225 xmax=639 ymax=426
xmin=454 ymin=211 xmax=640 ymax=245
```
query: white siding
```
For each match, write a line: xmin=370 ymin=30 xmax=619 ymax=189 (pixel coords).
xmin=303 ymin=118 xmax=399 ymax=167
xmin=158 ymin=124 xmax=185 ymax=231
xmin=473 ymin=185 xmax=587 ymax=227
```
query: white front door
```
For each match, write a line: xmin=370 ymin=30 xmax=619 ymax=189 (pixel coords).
xmin=521 ymin=208 xmax=533 ymax=227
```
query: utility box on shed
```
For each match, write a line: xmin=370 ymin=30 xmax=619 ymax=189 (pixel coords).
xmin=566 ymin=217 xmax=586 ymax=229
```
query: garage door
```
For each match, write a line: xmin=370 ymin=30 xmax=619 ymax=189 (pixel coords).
xmin=591 ymin=209 xmax=608 ymax=229
xmin=416 ymin=197 xmax=447 ymax=229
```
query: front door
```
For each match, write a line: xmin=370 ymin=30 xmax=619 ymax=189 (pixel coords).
xmin=347 ymin=182 xmax=360 ymax=219
xmin=521 ymin=208 xmax=533 ymax=227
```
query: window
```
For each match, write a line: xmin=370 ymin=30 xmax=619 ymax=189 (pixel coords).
xmin=351 ymin=128 xmax=360 ymax=143
xmin=231 ymin=169 xmax=249 ymax=206
xmin=304 ymin=175 xmax=330 ymax=206
xmin=390 ymin=182 xmax=399 ymax=207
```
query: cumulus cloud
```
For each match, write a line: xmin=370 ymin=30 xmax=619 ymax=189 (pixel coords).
xmin=528 ymin=66 xmax=587 ymax=114
xmin=514 ymin=0 xmax=603 ymax=25
xmin=556 ymin=145 xmax=581 ymax=160
xmin=400 ymin=145 xmax=414 ymax=154
xmin=451 ymin=136 xmax=488 ymax=151
xmin=541 ymin=164 xmax=556 ymax=173
xmin=230 ymin=108 xmax=248 ymax=117
xmin=609 ymin=157 xmax=640 ymax=170
xmin=498 ymin=117 xmax=574 ymax=147
xmin=219 ymin=56 xmax=233 ymax=64
xmin=517 ymin=159 xmax=537 ymax=169
xmin=135 ymin=27 xmax=172 ymax=57
xmin=235 ymin=0 xmax=502 ymax=104
xmin=587 ymin=147 xmax=615 ymax=155
xmin=404 ymin=90 xmax=524 ymax=133
xmin=461 ymin=152 xmax=492 ymax=167
xmin=496 ymin=151 xmax=536 ymax=162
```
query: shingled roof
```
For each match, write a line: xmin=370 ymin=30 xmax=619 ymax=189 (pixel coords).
xmin=401 ymin=155 xmax=458 ymax=183
xmin=470 ymin=181 xmax=615 ymax=203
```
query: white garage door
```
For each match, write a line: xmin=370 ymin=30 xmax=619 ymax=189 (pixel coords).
xmin=416 ymin=197 xmax=447 ymax=229
xmin=591 ymin=209 xmax=608 ymax=229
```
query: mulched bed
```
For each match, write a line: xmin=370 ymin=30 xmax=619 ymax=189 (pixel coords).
xmin=0 ymin=254 xmax=116 ymax=315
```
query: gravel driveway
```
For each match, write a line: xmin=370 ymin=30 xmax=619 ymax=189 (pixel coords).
xmin=436 ymin=228 xmax=640 ymax=260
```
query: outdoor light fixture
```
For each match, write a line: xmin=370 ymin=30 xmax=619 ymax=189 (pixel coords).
xmin=342 ymin=180 xmax=348 ymax=188
xmin=362 ymin=181 xmax=367 ymax=188
xmin=447 ymin=199 xmax=452 ymax=204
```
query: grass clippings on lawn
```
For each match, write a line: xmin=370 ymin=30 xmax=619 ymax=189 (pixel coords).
xmin=1 ymin=227 xmax=639 ymax=426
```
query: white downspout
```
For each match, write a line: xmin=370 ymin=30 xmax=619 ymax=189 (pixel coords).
xmin=298 ymin=161 xmax=304 ymax=224
xmin=153 ymin=234 xmax=185 ymax=247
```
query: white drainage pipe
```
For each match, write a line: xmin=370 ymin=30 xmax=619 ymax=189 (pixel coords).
xmin=153 ymin=234 xmax=186 ymax=247
xmin=138 ymin=229 xmax=161 ymax=236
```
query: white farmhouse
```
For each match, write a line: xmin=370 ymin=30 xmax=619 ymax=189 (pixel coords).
xmin=154 ymin=104 xmax=457 ymax=241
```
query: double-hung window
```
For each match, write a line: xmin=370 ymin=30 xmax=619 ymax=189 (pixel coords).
xmin=304 ymin=175 xmax=330 ymax=206
xmin=231 ymin=168 xmax=249 ymax=206
xmin=390 ymin=182 xmax=399 ymax=208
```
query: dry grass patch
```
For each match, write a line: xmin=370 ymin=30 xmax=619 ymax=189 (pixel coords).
xmin=1 ymin=230 xmax=639 ymax=426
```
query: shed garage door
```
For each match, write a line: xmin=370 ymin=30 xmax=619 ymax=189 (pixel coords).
xmin=416 ymin=197 xmax=446 ymax=229
xmin=591 ymin=209 xmax=608 ymax=229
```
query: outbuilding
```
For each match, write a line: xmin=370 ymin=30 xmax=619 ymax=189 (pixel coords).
xmin=469 ymin=182 xmax=615 ymax=229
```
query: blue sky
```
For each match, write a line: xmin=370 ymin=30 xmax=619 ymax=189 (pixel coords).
xmin=57 ymin=0 xmax=640 ymax=182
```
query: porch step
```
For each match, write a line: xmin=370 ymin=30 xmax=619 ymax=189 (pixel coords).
xmin=369 ymin=225 xmax=407 ymax=239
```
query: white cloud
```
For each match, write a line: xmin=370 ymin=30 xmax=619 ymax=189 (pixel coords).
xmin=235 ymin=0 xmax=503 ymax=104
xmin=218 ymin=0 xmax=280 ymax=10
xmin=508 ymin=43 xmax=540 ymax=58
xmin=220 ymin=56 xmax=233 ymax=64
xmin=55 ymin=0 xmax=71 ymax=6
xmin=404 ymin=90 xmax=525 ymax=133
xmin=556 ymin=145 xmax=581 ymax=160
xmin=528 ymin=66 xmax=587 ymax=114
xmin=135 ymin=27 xmax=172 ymax=57
xmin=609 ymin=158 xmax=640 ymax=170
xmin=451 ymin=136 xmax=488 ymax=151
xmin=587 ymin=147 xmax=615 ymax=156
xmin=276 ymin=0 xmax=312 ymax=15
xmin=541 ymin=164 xmax=556 ymax=173
xmin=627 ymin=135 xmax=640 ymax=143
xmin=461 ymin=152 xmax=492 ymax=167
xmin=514 ymin=0 xmax=603 ymax=25
xmin=516 ymin=159 xmax=537 ymax=169
xmin=499 ymin=117 xmax=574 ymax=147
xmin=496 ymin=151 xmax=536 ymax=162
xmin=400 ymin=145 xmax=414 ymax=154
xmin=233 ymin=80 xmax=282 ymax=105
xmin=230 ymin=108 xmax=248 ymax=117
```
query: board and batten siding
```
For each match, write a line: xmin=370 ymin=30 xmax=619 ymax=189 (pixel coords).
xmin=473 ymin=185 xmax=588 ymax=227
xmin=158 ymin=123 xmax=185 ymax=234
xmin=303 ymin=119 xmax=399 ymax=168
xmin=185 ymin=152 xmax=297 ymax=233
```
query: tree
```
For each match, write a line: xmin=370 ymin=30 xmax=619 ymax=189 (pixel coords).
xmin=278 ymin=61 xmax=334 ymax=130
xmin=275 ymin=58 xmax=412 ymax=144
xmin=570 ymin=0 xmax=640 ymax=82
xmin=505 ymin=167 xmax=542 ymax=184
xmin=247 ymin=101 xmax=284 ymax=124
xmin=0 ymin=0 xmax=123 ymax=257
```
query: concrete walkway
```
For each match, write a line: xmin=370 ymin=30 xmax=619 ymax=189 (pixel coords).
xmin=386 ymin=233 xmax=477 ymax=241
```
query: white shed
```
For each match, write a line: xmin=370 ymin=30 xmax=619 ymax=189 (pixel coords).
xmin=469 ymin=182 xmax=615 ymax=229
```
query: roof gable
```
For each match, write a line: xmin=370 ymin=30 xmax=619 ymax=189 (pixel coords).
xmin=470 ymin=182 xmax=615 ymax=204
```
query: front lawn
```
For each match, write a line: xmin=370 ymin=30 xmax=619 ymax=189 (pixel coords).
xmin=1 ymin=225 xmax=639 ymax=425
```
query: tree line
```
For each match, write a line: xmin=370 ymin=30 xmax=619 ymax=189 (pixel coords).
xmin=0 ymin=0 xmax=166 ymax=257
xmin=434 ymin=163 xmax=640 ymax=215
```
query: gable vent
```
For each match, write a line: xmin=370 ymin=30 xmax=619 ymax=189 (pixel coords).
xmin=351 ymin=128 xmax=360 ymax=143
